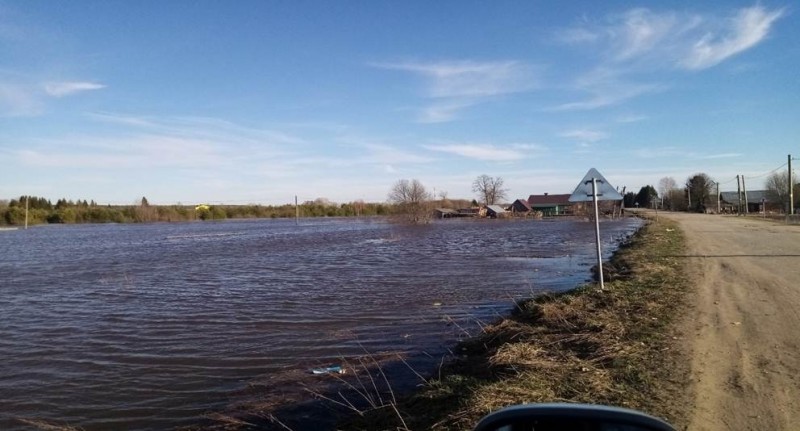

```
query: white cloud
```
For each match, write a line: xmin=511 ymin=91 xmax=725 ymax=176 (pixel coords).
xmin=44 ymin=81 xmax=106 ymax=97
xmin=634 ymin=147 xmax=686 ymax=159
xmin=418 ymin=100 xmax=476 ymax=123
xmin=617 ymin=114 xmax=648 ymax=123
xmin=375 ymin=60 xmax=537 ymax=98
xmin=374 ymin=59 xmax=538 ymax=122
xmin=682 ymin=6 xmax=784 ymax=70
xmin=549 ymin=67 xmax=663 ymax=111
xmin=17 ymin=135 xmax=226 ymax=169
xmin=564 ymin=6 xmax=783 ymax=70
xmin=423 ymin=143 xmax=527 ymax=161
xmin=699 ymin=153 xmax=742 ymax=160
xmin=634 ymin=147 xmax=742 ymax=160
xmin=89 ymin=113 xmax=305 ymax=146
xmin=559 ymin=129 xmax=608 ymax=142
xmin=613 ymin=8 xmax=680 ymax=61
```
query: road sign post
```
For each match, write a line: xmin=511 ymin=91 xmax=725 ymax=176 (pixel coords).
xmin=569 ymin=169 xmax=623 ymax=291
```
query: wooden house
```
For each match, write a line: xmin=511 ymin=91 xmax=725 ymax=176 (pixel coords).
xmin=486 ymin=205 xmax=507 ymax=218
xmin=510 ymin=198 xmax=532 ymax=215
xmin=527 ymin=193 xmax=573 ymax=216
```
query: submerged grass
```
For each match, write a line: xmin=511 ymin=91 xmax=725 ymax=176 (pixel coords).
xmin=340 ymin=216 xmax=692 ymax=430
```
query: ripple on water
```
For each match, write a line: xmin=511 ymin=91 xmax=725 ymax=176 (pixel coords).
xmin=0 ymin=217 xmax=642 ymax=430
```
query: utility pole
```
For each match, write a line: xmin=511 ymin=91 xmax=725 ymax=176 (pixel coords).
xmin=24 ymin=196 xmax=29 ymax=230
xmin=742 ymin=175 xmax=748 ymax=215
xmin=716 ymin=182 xmax=720 ymax=214
xmin=687 ymin=187 xmax=692 ymax=211
xmin=736 ymin=175 xmax=742 ymax=215
xmin=790 ymin=154 xmax=794 ymax=216
xmin=295 ymin=195 xmax=299 ymax=225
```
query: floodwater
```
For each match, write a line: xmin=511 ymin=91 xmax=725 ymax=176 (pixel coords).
xmin=0 ymin=217 xmax=642 ymax=430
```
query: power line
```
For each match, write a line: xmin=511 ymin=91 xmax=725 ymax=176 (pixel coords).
xmin=746 ymin=162 xmax=788 ymax=180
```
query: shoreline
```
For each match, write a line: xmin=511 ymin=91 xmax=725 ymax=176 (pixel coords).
xmin=338 ymin=215 xmax=692 ymax=430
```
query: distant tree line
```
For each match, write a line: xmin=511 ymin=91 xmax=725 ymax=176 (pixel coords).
xmin=631 ymin=169 xmax=800 ymax=214
xmin=0 ymin=196 xmax=392 ymax=226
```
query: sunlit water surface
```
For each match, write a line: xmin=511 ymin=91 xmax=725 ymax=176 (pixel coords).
xmin=0 ymin=217 xmax=642 ymax=430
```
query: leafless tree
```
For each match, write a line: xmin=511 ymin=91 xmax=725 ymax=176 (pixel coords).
xmin=388 ymin=179 xmax=432 ymax=224
xmin=658 ymin=177 xmax=678 ymax=210
xmin=472 ymin=174 xmax=507 ymax=205
xmin=765 ymin=170 xmax=800 ymax=212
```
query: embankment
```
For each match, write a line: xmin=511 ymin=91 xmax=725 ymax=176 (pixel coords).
xmin=341 ymin=216 xmax=693 ymax=430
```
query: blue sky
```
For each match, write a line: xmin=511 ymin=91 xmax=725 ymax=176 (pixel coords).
xmin=0 ymin=1 xmax=797 ymax=205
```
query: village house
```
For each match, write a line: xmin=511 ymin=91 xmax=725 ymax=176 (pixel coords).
xmin=509 ymin=198 xmax=532 ymax=215
xmin=485 ymin=205 xmax=507 ymax=218
xmin=719 ymin=190 xmax=777 ymax=213
xmin=527 ymin=193 xmax=573 ymax=216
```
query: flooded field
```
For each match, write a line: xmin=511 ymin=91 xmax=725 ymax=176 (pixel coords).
xmin=0 ymin=217 xmax=642 ymax=430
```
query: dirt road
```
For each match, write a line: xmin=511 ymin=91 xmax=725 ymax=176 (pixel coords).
xmin=659 ymin=212 xmax=800 ymax=430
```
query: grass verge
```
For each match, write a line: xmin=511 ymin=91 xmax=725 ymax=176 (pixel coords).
xmin=340 ymin=216 xmax=692 ymax=430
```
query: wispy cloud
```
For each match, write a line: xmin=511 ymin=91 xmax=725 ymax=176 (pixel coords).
xmin=44 ymin=81 xmax=106 ymax=97
xmin=559 ymin=5 xmax=784 ymax=71
xmin=559 ymin=129 xmax=608 ymax=143
xmin=424 ymin=142 xmax=541 ymax=161
xmin=634 ymin=147 xmax=742 ymax=160
xmin=612 ymin=8 xmax=683 ymax=61
xmin=16 ymin=135 xmax=225 ymax=169
xmin=681 ymin=7 xmax=784 ymax=70
xmin=699 ymin=152 xmax=742 ymax=160
xmin=418 ymin=100 xmax=476 ymax=123
xmin=616 ymin=114 xmax=648 ymax=123
xmin=374 ymin=60 xmax=537 ymax=98
xmin=89 ymin=113 xmax=304 ymax=145
xmin=373 ymin=59 xmax=538 ymax=122
xmin=634 ymin=147 xmax=686 ymax=159
xmin=549 ymin=67 xmax=664 ymax=111
xmin=549 ymin=6 xmax=783 ymax=111
xmin=0 ymin=82 xmax=43 ymax=116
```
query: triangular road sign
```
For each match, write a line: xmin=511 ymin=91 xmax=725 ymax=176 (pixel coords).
xmin=568 ymin=168 xmax=623 ymax=202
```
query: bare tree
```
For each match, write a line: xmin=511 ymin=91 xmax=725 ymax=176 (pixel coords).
xmin=658 ymin=177 xmax=678 ymax=210
xmin=765 ymin=170 xmax=800 ymax=213
xmin=388 ymin=179 xmax=432 ymax=224
xmin=472 ymin=174 xmax=508 ymax=205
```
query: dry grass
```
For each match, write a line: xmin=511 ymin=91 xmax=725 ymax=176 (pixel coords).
xmin=342 ymin=216 xmax=692 ymax=430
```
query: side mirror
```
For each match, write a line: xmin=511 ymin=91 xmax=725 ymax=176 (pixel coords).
xmin=474 ymin=403 xmax=675 ymax=431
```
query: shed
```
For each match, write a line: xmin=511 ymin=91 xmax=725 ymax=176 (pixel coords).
xmin=486 ymin=205 xmax=507 ymax=218
xmin=457 ymin=208 xmax=480 ymax=217
xmin=433 ymin=208 xmax=458 ymax=219
xmin=510 ymin=198 xmax=532 ymax=214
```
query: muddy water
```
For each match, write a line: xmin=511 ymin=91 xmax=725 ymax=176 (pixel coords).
xmin=0 ymin=217 xmax=642 ymax=430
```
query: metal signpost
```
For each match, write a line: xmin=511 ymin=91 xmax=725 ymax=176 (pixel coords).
xmin=569 ymin=168 xmax=623 ymax=290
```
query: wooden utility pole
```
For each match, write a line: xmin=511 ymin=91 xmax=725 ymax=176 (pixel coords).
xmin=688 ymin=187 xmax=692 ymax=211
xmin=736 ymin=175 xmax=742 ymax=215
xmin=742 ymin=175 xmax=749 ymax=215
xmin=789 ymin=154 xmax=794 ymax=216
xmin=24 ymin=196 xmax=29 ymax=230
xmin=716 ymin=182 xmax=720 ymax=214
